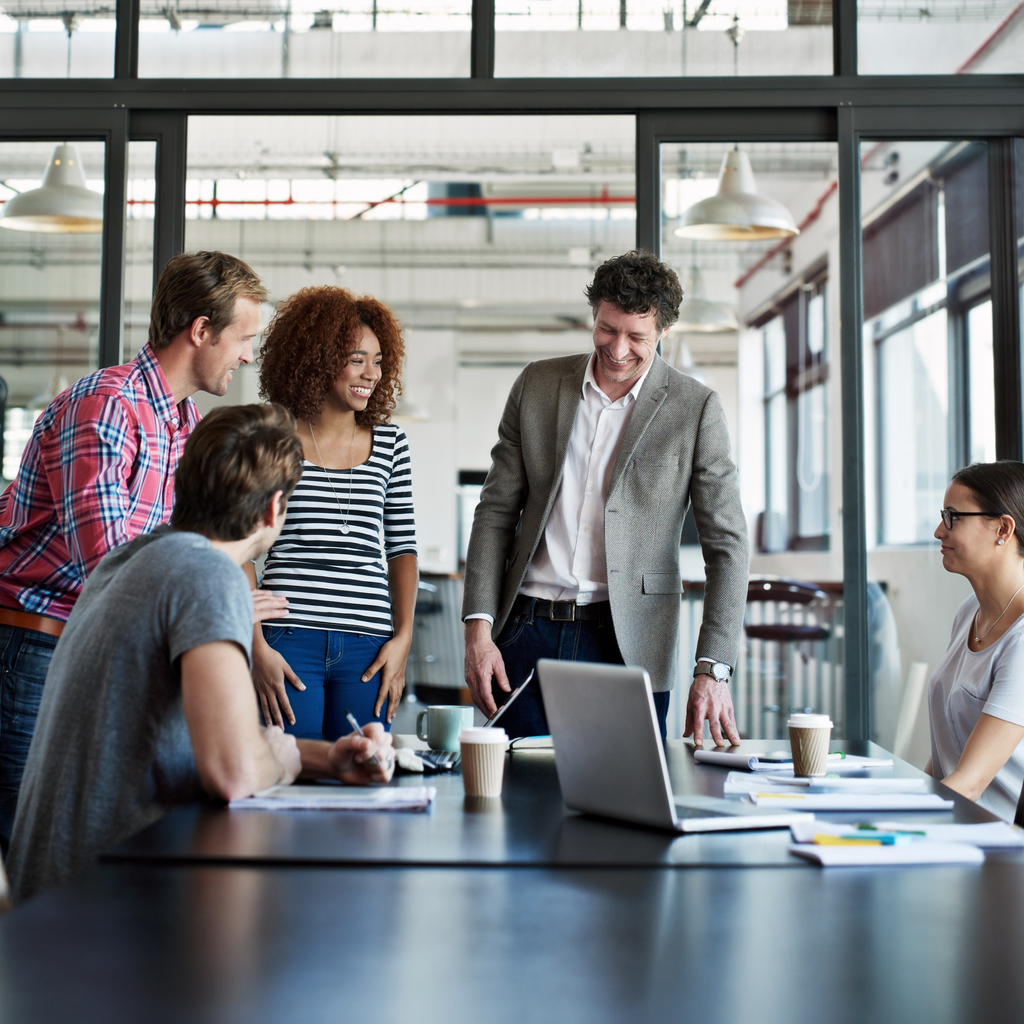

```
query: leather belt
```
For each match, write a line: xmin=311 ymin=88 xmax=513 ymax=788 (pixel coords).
xmin=513 ymin=596 xmax=611 ymax=623
xmin=0 ymin=606 xmax=65 ymax=638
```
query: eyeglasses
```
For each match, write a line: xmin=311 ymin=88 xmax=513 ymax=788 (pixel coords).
xmin=939 ymin=508 xmax=995 ymax=530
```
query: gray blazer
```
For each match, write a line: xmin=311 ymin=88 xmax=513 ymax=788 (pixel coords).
xmin=462 ymin=353 xmax=749 ymax=693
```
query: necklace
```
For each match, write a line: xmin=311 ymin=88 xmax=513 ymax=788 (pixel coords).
xmin=309 ymin=421 xmax=356 ymax=536
xmin=973 ymin=580 xmax=1024 ymax=645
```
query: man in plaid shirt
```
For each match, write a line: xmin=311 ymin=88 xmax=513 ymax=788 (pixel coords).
xmin=0 ymin=250 xmax=268 ymax=850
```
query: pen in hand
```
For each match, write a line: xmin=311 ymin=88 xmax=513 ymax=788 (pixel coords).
xmin=344 ymin=709 xmax=384 ymax=769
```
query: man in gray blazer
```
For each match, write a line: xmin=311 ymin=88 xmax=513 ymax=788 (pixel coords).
xmin=463 ymin=250 xmax=748 ymax=744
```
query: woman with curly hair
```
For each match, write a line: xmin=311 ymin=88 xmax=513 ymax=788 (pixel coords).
xmin=244 ymin=285 xmax=418 ymax=739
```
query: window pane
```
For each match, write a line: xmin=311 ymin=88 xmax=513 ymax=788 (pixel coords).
xmin=0 ymin=2 xmax=114 ymax=77
xmin=138 ymin=0 xmax=471 ymax=77
xmin=877 ymin=308 xmax=949 ymax=546
xmin=495 ymin=0 xmax=832 ymax=77
xmin=858 ymin=1 xmax=1024 ymax=74
xmin=0 ymin=140 xmax=104 ymax=481
xmin=967 ymin=299 xmax=995 ymax=464
xmin=126 ymin=141 xmax=156 ymax=360
xmin=660 ymin=139 xmax=841 ymax=738
xmin=862 ymin=138 xmax=993 ymax=767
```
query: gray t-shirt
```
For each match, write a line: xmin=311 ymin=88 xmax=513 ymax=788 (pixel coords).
xmin=8 ymin=527 xmax=253 ymax=901
xmin=928 ymin=595 xmax=1024 ymax=822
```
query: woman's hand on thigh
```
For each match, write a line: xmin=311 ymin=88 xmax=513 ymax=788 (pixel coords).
xmin=252 ymin=641 xmax=305 ymax=728
xmin=364 ymin=635 xmax=411 ymax=724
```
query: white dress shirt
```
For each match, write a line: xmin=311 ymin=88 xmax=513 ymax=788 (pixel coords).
xmin=517 ymin=355 xmax=651 ymax=605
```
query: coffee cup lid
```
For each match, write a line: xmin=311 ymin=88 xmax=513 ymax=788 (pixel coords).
xmin=460 ymin=728 xmax=508 ymax=744
xmin=787 ymin=713 xmax=833 ymax=729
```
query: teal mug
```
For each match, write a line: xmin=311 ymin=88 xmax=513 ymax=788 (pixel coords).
xmin=416 ymin=705 xmax=475 ymax=751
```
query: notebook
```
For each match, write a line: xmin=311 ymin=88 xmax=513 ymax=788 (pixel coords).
xmin=535 ymin=659 xmax=813 ymax=834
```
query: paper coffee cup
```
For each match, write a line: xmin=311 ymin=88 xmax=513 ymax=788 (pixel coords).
xmin=460 ymin=728 xmax=508 ymax=798
xmin=787 ymin=713 xmax=833 ymax=777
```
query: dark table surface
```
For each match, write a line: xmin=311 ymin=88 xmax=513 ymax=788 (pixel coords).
xmin=104 ymin=739 xmax=1007 ymax=869
xmin=2 ymin=858 xmax=1023 ymax=1024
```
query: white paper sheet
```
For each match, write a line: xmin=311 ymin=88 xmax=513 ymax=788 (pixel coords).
xmin=751 ymin=792 xmax=954 ymax=811
xmin=230 ymin=785 xmax=437 ymax=811
xmin=791 ymin=819 xmax=1024 ymax=848
xmin=789 ymin=842 xmax=985 ymax=866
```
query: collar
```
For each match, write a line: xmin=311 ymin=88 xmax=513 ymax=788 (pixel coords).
xmin=133 ymin=342 xmax=181 ymax=426
xmin=582 ymin=352 xmax=653 ymax=407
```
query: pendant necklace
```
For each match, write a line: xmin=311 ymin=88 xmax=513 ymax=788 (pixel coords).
xmin=973 ymin=580 xmax=1024 ymax=645
xmin=309 ymin=421 xmax=356 ymax=536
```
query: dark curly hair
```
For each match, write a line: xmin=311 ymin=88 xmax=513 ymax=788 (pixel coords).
xmin=258 ymin=286 xmax=404 ymax=427
xmin=584 ymin=250 xmax=683 ymax=331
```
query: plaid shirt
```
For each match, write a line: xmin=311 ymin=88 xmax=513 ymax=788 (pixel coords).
xmin=0 ymin=344 xmax=199 ymax=621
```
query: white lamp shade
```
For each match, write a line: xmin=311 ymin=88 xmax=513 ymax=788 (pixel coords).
xmin=0 ymin=144 xmax=104 ymax=234
xmin=674 ymin=150 xmax=799 ymax=242
xmin=673 ymin=266 xmax=739 ymax=333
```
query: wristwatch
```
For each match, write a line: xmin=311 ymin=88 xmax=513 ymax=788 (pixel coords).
xmin=694 ymin=661 xmax=731 ymax=683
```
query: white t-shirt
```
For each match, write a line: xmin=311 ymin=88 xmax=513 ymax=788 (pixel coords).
xmin=928 ymin=595 xmax=1024 ymax=821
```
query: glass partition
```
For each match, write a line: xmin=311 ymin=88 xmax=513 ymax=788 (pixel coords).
xmin=858 ymin=1 xmax=1024 ymax=75
xmin=125 ymin=140 xmax=156 ymax=360
xmin=861 ymin=139 xmax=992 ymax=767
xmin=660 ymin=140 xmax=840 ymax=739
xmin=0 ymin=139 xmax=105 ymax=482
xmin=495 ymin=0 xmax=832 ymax=77
xmin=0 ymin=1 xmax=114 ymax=76
xmin=138 ymin=0 xmax=471 ymax=77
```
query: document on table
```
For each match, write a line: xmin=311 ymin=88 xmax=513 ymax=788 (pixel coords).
xmin=230 ymin=785 xmax=437 ymax=811
xmin=751 ymin=792 xmax=954 ymax=811
xmin=790 ymin=818 xmax=1024 ymax=848
xmin=789 ymin=842 xmax=985 ymax=866
xmin=695 ymin=750 xmax=893 ymax=772
xmin=723 ymin=772 xmax=927 ymax=796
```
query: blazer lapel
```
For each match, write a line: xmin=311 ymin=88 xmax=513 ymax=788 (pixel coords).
xmin=608 ymin=356 xmax=670 ymax=498
xmin=545 ymin=355 xmax=589 ymax=509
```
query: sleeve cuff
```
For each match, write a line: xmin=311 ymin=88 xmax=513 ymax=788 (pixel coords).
xmin=464 ymin=613 xmax=495 ymax=626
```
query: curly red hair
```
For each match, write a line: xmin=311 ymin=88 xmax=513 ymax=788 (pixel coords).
xmin=258 ymin=286 xmax=404 ymax=427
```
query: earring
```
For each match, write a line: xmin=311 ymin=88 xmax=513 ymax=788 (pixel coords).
xmin=998 ymin=539 xmax=1006 ymax=546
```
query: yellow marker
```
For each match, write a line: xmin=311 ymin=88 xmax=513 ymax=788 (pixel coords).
xmin=813 ymin=833 xmax=883 ymax=846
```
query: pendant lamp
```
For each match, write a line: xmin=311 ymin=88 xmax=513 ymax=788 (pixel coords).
xmin=674 ymin=149 xmax=798 ymax=242
xmin=0 ymin=144 xmax=104 ymax=234
xmin=674 ymin=266 xmax=739 ymax=333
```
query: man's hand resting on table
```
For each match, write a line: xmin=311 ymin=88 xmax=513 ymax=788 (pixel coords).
xmin=464 ymin=618 xmax=510 ymax=718
xmin=684 ymin=674 xmax=740 ymax=747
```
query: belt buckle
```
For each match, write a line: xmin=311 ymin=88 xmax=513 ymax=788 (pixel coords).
xmin=550 ymin=601 xmax=575 ymax=622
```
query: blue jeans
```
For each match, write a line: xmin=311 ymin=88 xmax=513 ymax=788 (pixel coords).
xmin=263 ymin=625 xmax=390 ymax=741
xmin=492 ymin=602 xmax=670 ymax=742
xmin=0 ymin=625 xmax=57 ymax=853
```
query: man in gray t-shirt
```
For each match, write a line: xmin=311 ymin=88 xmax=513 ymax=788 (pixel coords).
xmin=8 ymin=404 xmax=395 ymax=902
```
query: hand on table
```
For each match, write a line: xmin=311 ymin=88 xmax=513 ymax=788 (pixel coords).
xmin=363 ymin=634 xmax=411 ymax=724
xmin=252 ymin=640 xmax=305 ymax=728
xmin=464 ymin=619 xmax=510 ymax=718
xmin=684 ymin=674 xmax=740 ymax=747
xmin=327 ymin=722 xmax=396 ymax=784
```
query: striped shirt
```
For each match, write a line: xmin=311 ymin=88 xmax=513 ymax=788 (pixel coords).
xmin=0 ymin=344 xmax=199 ymax=621
xmin=262 ymin=423 xmax=417 ymax=636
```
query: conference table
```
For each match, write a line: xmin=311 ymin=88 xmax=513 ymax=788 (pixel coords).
xmin=0 ymin=740 xmax=1022 ymax=1023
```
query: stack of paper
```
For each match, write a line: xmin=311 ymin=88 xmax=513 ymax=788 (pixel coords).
xmin=230 ymin=785 xmax=437 ymax=811
xmin=694 ymin=750 xmax=894 ymax=772
xmin=792 ymin=818 xmax=1024 ymax=849
xmin=790 ymin=843 xmax=985 ymax=866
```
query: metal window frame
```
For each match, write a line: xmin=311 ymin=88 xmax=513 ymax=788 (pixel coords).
xmin=0 ymin=0 xmax=1023 ymax=740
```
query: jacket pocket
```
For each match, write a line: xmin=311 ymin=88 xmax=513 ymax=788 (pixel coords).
xmin=641 ymin=571 xmax=683 ymax=595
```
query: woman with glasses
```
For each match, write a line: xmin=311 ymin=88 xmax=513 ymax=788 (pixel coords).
xmin=929 ymin=461 xmax=1024 ymax=820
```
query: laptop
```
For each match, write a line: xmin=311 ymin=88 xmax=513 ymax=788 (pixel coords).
xmin=535 ymin=659 xmax=814 ymax=834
